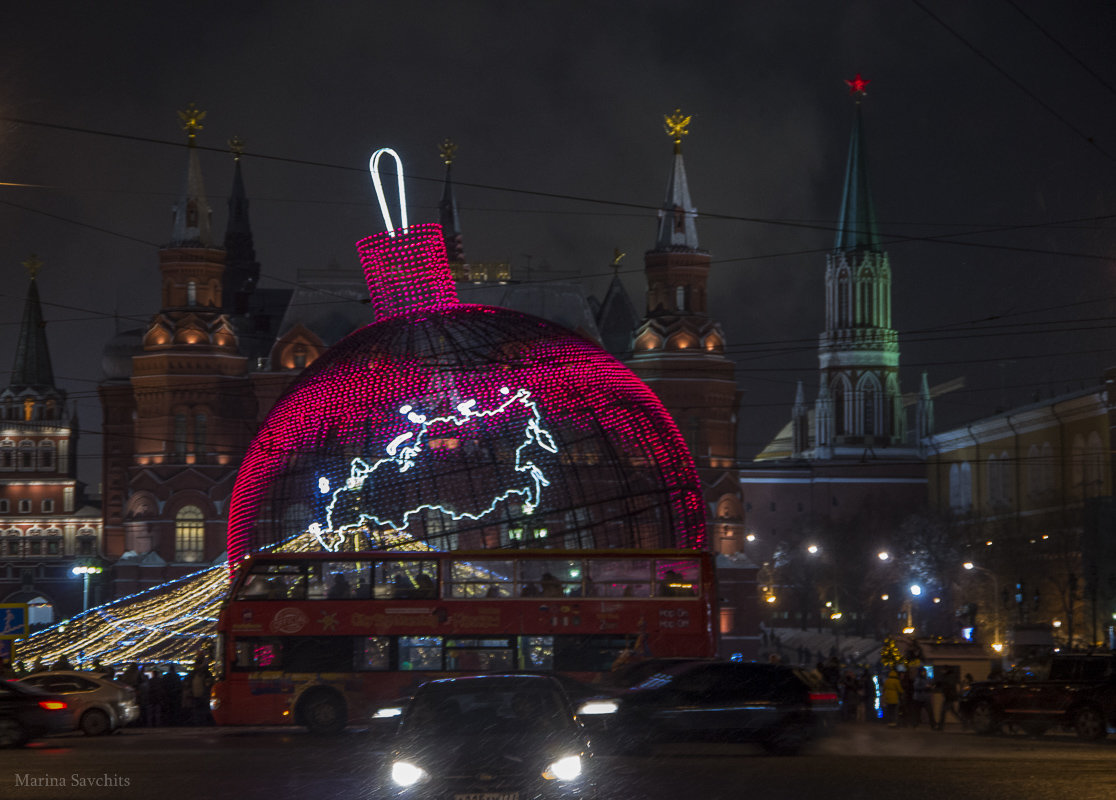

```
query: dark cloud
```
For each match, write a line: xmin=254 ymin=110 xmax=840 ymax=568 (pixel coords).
xmin=2 ymin=0 xmax=1115 ymax=483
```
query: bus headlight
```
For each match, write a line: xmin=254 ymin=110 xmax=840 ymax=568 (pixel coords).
xmin=391 ymin=761 xmax=428 ymax=787
xmin=542 ymin=755 xmax=582 ymax=781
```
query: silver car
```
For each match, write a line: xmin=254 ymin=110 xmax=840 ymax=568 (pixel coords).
xmin=18 ymin=671 xmax=139 ymax=736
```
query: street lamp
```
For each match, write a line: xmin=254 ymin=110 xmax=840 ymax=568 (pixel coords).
xmin=963 ymin=561 xmax=1002 ymax=647
xmin=72 ymin=564 xmax=103 ymax=615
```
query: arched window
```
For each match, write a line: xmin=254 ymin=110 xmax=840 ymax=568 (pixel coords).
xmin=1026 ymin=445 xmax=1040 ymax=498
xmin=987 ymin=454 xmax=1000 ymax=507
xmin=675 ymin=285 xmax=686 ymax=312
xmin=1071 ymin=433 xmax=1086 ymax=498
xmin=38 ymin=441 xmax=55 ymax=471
xmin=194 ymin=413 xmax=207 ymax=455
xmin=1085 ymin=431 xmax=1105 ymax=497
xmin=175 ymin=505 xmax=205 ymax=563
xmin=187 ymin=280 xmax=197 ymax=306
xmin=1041 ymin=442 xmax=1054 ymax=493
xmin=173 ymin=414 xmax=187 ymax=458
xmin=18 ymin=441 xmax=35 ymax=471
xmin=0 ymin=440 xmax=14 ymax=470
xmin=834 ymin=382 xmax=846 ymax=436
xmin=999 ymin=450 xmax=1013 ymax=506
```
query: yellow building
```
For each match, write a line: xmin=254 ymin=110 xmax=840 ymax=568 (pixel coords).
xmin=925 ymin=377 xmax=1116 ymax=649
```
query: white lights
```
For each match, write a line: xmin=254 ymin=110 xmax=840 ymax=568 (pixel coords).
xmin=312 ymin=387 xmax=558 ymax=551
xmin=542 ymin=755 xmax=582 ymax=781
xmin=877 ymin=551 xmax=890 ymax=561
xmin=909 ymin=584 xmax=922 ymax=596
xmin=806 ymin=544 xmax=819 ymax=555
xmin=71 ymin=565 xmax=103 ymax=576
xmin=372 ymin=706 xmax=403 ymax=719
xmin=390 ymin=761 xmax=428 ymax=787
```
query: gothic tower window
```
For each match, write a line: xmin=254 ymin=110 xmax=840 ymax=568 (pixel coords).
xmin=194 ymin=413 xmax=207 ymax=455
xmin=175 ymin=505 xmax=205 ymax=563
xmin=675 ymin=285 xmax=687 ymax=312
xmin=837 ymin=272 xmax=850 ymax=326
xmin=187 ymin=280 xmax=197 ymax=306
xmin=834 ymin=382 xmax=846 ymax=436
xmin=863 ymin=387 xmax=875 ymax=436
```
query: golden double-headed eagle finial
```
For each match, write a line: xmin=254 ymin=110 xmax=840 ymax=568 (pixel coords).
xmin=664 ymin=108 xmax=691 ymax=150
xmin=611 ymin=248 xmax=626 ymax=269
xmin=229 ymin=136 xmax=246 ymax=161
xmin=439 ymin=138 xmax=457 ymax=167
xmin=22 ymin=253 xmax=42 ymax=280
xmin=178 ymin=103 xmax=206 ymax=142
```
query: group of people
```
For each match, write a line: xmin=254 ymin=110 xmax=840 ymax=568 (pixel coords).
xmin=1 ymin=653 xmax=216 ymax=727
xmin=881 ymin=664 xmax=966 ymax=729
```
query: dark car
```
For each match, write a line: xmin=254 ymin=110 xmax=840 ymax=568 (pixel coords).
xmin=961 ymin=653 xmax=1116 ymax=738
xmin=576 ymin=660 xmax=840 ymax=755
xmin=384 ymin=674 xmax=596 ymax=799
xmin=0 ymin=679 xmax=71 ymax=748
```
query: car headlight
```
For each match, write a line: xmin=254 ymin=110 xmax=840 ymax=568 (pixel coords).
xmin=373 ymin=706 xmax=403 ymax=719
xmin=542 ymin=755 xmax=582 ymax=781
xmin=391 ymin=761 xmax=428 ymax=787
xmin=577 ymin=699 xmax=618 ymax=715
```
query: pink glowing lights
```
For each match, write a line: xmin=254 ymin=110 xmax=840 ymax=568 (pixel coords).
xmin=226 ymin=203 xmax=704 ymax=561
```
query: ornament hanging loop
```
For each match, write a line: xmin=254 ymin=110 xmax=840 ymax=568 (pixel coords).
xmin=369 ymin=147 xmax=409 ymax=237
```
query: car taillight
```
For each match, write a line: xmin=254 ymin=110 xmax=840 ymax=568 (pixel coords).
xmin=809 ymin=691 xmax=838 ymax=703
xmin=39 ymin=701 xmax=67 ymax=711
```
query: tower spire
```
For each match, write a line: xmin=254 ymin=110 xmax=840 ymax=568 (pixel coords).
xmin=438 ymin=138 xmax=464 ymax=265
xmin=655 ymin=109 xmax=699 ymax=251
xmin=834 ymin=80 xmax=880 ymax=252
xmin=169 ymin=102 xmax=213 ymax=247
xmin=9 ymin=254 xmax=55 ymax=391
xmin=224 ymin=135 xmax=260 ymax=310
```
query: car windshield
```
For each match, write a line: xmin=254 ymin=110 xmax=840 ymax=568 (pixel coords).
xmin=403 ymin=682 xmax=569 ymax=737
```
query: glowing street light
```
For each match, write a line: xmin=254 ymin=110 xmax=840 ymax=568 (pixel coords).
xmin=806 ymin=544 xmax=819 ymax=555
xmin=877 ymin=551 xmax=890 ymax=561
xmin=909 ymin=584 xmax=922 ymax=596
xmin=72 ymin=564 xmax=103 ymax=614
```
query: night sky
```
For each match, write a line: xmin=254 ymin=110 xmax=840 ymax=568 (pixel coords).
xmin=3 ymin=1 xmax=1116 ymax=489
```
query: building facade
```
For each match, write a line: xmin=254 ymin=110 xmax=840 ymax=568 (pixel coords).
xmin=0 ymin=257 xmax=103 ymax=627
xmin=925 ymin=378 xmax=1116 ymax=648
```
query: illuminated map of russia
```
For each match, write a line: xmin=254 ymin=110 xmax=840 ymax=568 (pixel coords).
xmin=308 ymin=387 xmax=557 ymax=550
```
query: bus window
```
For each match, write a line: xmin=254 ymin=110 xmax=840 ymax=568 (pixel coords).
xmin=554 ymin=634 xmax=633 ymax=671
xmin=587 ymin=559 xmax=651 ymax=598
xmin=519 ymin=636 xmax=554 ymax=671
xmin=399 ymin=636 xmax=443 ymax=670
xmin=234 ymin=639 xmax=283 ymax=670
xmin=325 ymin=561 xmax=371 ymax=599
xmin=445 ymin=638 xmax=515 ymax=671
xmin=357 ymin=636 xmax=391 ymax=671
xmin=284 ymin=637 xmax=354 ymax=672
xmin=655 ymin=559 xmax=699 ymax=597
xmin=446 ymin=559 xmax=514 ymax=598
xmin=375 ymin=560 xmax=437 ymax=599
xmin=517 ymin=559 xmax=583 ymax=597
xmin=235 ymin=563 xmax=305 ymax=600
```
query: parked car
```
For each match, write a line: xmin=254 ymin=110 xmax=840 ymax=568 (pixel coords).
xmin=18 ymin=671 xmax=139 ymax=736
xmin=384 ymin=674 xmax=596 ymax=799
xmin=576 ymin=660 xmax=840 ymax=755
xmin=0 ymin=680 xmax=71 ymax=748
xmin=960 ymin=653 xmax=1116 ymax=738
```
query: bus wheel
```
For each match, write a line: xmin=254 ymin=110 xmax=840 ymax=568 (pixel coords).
xmin=300 ymin=690 xmax=347 ymax=735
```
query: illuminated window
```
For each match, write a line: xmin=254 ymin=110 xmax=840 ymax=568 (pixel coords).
xmin=187 ymin=280 xmax=197 ymax=306
xmin=175 ymin=505 xmax=205 ymax=563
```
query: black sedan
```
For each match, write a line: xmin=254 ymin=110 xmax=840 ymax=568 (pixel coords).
xmin=384 ymin=674 xmax=596 ymax=799
xmin=576 ymin=660 xmax=840 ymax=755
xmin=0 ymin=679 xmax=71 ymax=748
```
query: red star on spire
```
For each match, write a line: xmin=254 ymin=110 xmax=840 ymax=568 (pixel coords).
xmin=845 ymin=73 xmax=870 ymax=96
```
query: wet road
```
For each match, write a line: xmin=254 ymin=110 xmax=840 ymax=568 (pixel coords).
xmin=2 ymin=722 xmax=1115 ymax=800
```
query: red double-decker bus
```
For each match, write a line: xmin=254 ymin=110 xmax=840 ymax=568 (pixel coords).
xmin=211 ymin=549 xmax=716 ymax=732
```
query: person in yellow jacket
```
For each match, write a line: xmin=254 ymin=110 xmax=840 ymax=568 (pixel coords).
xmin=882 ymin=669 xmax=904 ymax=727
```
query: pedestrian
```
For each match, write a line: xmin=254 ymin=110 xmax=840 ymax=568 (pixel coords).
xmin=939 ymin=673 xmax=961 ymax=730
xmin=882 ymin=669 xmax=903 ymax=727
xmin=137 ymin=667 xmax=152 ymax=726
xmin=161 ymin=666 xmax=183 ymax=725
xmin=148 ymin=667 xmax=167 ymax=727
xmin=930 ymin=675 xmax=946 ymax=730
xmin=185 ymin=661 xmax=214 ymax=725
xmin=52 ymin=653 xmax=73 ymax=671
xmin=841 ymin=671 xmax=860 ymax=722
xmin=910 ymin=667 xmax=932 ymax=728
